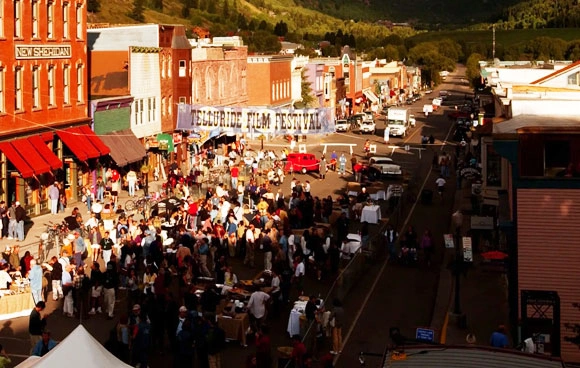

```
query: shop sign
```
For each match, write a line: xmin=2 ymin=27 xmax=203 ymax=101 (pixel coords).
xmin=156 ymin=133 xmax=174 ymax=151
xmin=176 ymin=104 xmax=335 ymax=134
xmin=460 ymin=167 xmax=481 ymax=180
xmin=15 ymin=45 xmax=71 ymax=59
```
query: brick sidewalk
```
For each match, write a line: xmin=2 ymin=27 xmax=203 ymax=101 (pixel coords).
xmin=433 ymin=182 xmax=511 ymax=347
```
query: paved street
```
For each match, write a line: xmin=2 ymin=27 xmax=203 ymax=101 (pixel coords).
xmin=0 ymin=70 xmax=471 ymax=367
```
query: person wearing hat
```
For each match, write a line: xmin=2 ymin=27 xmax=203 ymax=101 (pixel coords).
xmin=48 ymin=181 xmax=60 ymax=215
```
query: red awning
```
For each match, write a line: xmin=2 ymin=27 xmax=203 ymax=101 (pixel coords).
xmin=0 ymin=142 xmax=35 ymax=178
xmin=56 ymin=127 xmax=100 ymax=161
xmin=28 ymin=135 xmax=62 ymax=170
xmin=78 ymin=125 xmax=110 ymax=156
xmin=15 ymin=138 xmax=51 ymax=175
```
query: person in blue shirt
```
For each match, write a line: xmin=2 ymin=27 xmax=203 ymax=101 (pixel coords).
xmin=28 ymin=259 xmax=43 ymax=305
xmin=490 ymin=325 xmax=509 ymax=348
xmin=32 ymin=330 xmax=57 ymax=357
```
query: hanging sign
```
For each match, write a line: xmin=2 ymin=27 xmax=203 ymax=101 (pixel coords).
xmin=176 ymin=104 xmax=335 ymax=134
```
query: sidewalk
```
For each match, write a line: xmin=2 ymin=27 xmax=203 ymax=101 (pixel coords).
xmin=0 ymin=180 xmax=165 ymax=259
xmin=431 ymin=181 xmax=510 ymax=347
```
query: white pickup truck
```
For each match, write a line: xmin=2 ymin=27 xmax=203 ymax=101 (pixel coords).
xmin=359 ymin=120 xmax=376 ymax=134
xmin=335 ymin=119 xmax=350 ymax=132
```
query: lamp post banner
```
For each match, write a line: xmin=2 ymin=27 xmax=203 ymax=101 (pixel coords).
xmin=177 ymin=104 xmax=335 ymax=134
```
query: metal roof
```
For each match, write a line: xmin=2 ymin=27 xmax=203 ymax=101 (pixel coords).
xmin=385 ymin=347 xmax=565 ymax=368
xmin=493 ymin=115 xmax=580 ymax=135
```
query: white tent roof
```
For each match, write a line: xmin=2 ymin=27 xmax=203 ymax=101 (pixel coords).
xmin=16 ymin=325 xmax=132 ymax=368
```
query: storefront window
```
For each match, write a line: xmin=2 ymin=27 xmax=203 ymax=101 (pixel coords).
xmin=486 ymin=143 xmax=502 ymax=187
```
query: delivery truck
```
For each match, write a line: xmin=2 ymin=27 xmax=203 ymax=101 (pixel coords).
xmin=387 ymin=107 xmax=411 ymax=137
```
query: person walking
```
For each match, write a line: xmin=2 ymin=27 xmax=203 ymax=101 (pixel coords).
xmin=100 ymin=231 xmax=114 ymax=265
xmin=420 ymin=229 xmax=434 ymax=267
xmin=126 ymin=170 xmax=138 ymax=197
xmin=319 ymin=157 xmax=327 ymax=180
xmin=28 ymin=259 xmax=43 ymax=304
xmin=48 ymin=182 xmax=60 ymax=215
xmin=206 ymin=317 xmax=226 ymax=368
xmin=28 ymin=301 xmax=46 ymax=354
xmin=13 ymin=202 xmax=26 ymax=242
xmin=435 ymin=175 xmax=446 ymax=203
xmin=49 ymin=256 xmax=63 ymax=300
xmin=102 ymin=262 xmax=118 ymax=319
xmin=338 ymin=153 xmax=347 ymax=176
xmin=330 ymin=298 xmax=345 ymax=355
xmin=7 ymin=203 xmax=16 ymax=240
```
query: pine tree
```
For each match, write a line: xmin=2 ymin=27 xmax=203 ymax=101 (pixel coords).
xmin=222 ymin=0 xmax=230 ymax=19
xmin=153 ymin=0 xmax=163 ymax=11
xmin=87 ymin=0 xmax=100 ymax=13
xmin=129 ymin=0 xmax=145 ymax=22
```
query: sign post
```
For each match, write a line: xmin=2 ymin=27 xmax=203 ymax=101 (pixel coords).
xmin=415 ymin=328 xmax=435 ymax=343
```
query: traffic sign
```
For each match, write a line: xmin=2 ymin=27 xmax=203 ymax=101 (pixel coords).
xmin=416 ymin=328 xmax=435 ymax=342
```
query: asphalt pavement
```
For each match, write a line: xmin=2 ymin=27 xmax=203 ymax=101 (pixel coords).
xmin=0 ymin=70 xmax=474 ymax=367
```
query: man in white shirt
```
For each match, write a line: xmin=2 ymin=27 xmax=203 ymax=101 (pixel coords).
xmin=0 ymin=263 xmax=13 ymax=289
xmin=293 ymin=256 xmax=305 ymax=294
xmin=435 ymin=175 xmax=446 ymax=200
xmin=244 ymin=225 xmax=255 ymax=268
xmin=247 ymin=289 xmax=270 ymax=331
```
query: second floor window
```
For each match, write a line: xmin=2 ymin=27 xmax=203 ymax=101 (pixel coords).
xmin=15 ymin=67 xmax=22 ymax=111
xmin=48 ymin=65 xmax=55 ymax=106
xmin=32 ymin=66 xmax=40 ymax=108
xmin=63 ymin=65 xmax=70 ymax=104
xmin=76 ymin=3 xmax=82 ymax=39
xmin=32 ymin=0 xmax=39 ymax=38
xmin=63 ymin=2 xmax=69 ymax=39
xmin=179 ymin=60 xmax=186 ymax=77
xmin=0 ymin=68 xmax=4 ymax=113
xmin=14 ymin=0 xmax=22 ymax=38
xmin=47 ymin=1 xmax=54 ymax=39
xmin=0 ymin=0 xmax=4 ymax=38
xmin=76 ymin=64 xmax=83 ymax=103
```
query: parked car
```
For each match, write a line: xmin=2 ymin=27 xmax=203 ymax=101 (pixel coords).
xmin=335 ymin=119 xmax=350 ymax=132
xmin=359 ymin=120 xmax=376 ymax=134
xmin=284 ymin=153 xmax=320 ymax=174
xmin=368 ymin=156 xmax=402 ymax=176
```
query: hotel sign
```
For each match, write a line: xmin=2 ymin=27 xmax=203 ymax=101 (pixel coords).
xmin=15 ymin=45 xmax=72 ymax=59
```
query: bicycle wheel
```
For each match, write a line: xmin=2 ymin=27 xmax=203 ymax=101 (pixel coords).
xmin=125 ymin=200 xmax=136 ymax=211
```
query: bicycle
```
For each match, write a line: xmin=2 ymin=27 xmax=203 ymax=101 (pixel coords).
xmin=125 ymin=195 xmax=158 ymax=212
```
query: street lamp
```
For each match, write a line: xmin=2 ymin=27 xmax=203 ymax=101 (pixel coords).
xmin=451 ymin=210 xmax=464 ymax=315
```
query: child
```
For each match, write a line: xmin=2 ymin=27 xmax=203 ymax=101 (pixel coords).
xmin=89 ymin=279 xmax=103 ymax=314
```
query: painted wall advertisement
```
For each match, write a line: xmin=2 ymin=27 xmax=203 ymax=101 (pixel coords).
xmin=176 ymin=104 xmax=335 ymax=135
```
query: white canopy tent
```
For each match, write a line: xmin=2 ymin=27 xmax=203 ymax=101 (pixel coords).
xmin=16 ymin=325 xmax=131 ymax=368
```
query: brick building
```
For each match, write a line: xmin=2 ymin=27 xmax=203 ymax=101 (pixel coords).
xmin=247 ymin=55 xmax=293 ymax=108
xmin=0 ymin=0 xmax=109 ymax=214
xmin=88 ymin=24 xmax=192 ymax=172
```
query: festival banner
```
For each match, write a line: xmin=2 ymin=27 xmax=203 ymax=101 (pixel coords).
xmin=176 ymin=104 xmax=335 ymax=134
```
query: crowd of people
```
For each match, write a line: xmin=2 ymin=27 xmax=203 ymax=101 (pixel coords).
xmin=18 ymin=141 xmax=382 ymax=368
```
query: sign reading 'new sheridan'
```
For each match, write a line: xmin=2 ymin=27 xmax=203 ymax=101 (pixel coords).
xmin=177 ymin=104 xmax=335 ymax=134
xmin=15 ymin=45 xmax=72 ymax=59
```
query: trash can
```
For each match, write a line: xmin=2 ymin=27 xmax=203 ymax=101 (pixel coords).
xmin=421 ymin=189 xmax=433 ymax=205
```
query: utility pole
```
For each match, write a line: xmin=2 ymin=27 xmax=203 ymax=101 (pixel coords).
xmin=492 ymin=24 xmax=496 ymax=60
